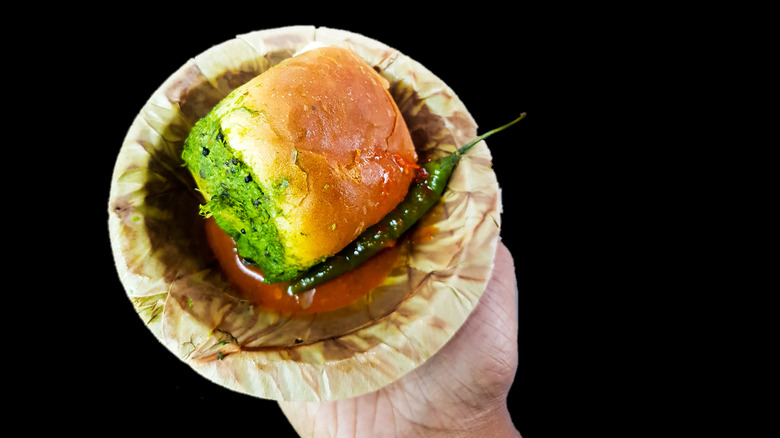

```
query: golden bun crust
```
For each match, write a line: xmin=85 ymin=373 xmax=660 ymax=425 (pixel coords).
xmin=219 ymin=46 xmax=417 ymax=267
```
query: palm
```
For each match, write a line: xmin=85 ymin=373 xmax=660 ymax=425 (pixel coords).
xmin=279 ymin=243 xmax=520 ymax=437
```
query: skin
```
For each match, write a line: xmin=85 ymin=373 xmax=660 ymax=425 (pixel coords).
xmin=279 ymin=242 xmax=521 ymax=437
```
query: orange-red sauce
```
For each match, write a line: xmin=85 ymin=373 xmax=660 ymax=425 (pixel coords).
xmin=204 ymin=217 xmax=402 ymax=314
xmin=411 ymin=224 xmax=439 ymax=244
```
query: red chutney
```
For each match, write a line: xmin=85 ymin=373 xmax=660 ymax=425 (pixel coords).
xmin=204 ymin=217 xmax=401 ymax=314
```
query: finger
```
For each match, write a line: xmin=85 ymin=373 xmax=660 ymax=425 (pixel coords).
xmin=484 ymin=241 xmax=518 ymax=335
xmin=424 ymin=241 xmax=518 ymax=383
xmin=466 ymin=240 xmax=518 ymax=352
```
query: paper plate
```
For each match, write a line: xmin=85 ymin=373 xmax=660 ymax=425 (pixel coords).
xmin=108 ymin=25 xmax=501 ymax=401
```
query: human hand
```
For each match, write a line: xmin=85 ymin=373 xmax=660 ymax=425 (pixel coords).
xmin=278 ymin=242 xmax=521 ymax=437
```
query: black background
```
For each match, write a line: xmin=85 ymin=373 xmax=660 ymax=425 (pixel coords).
xmin=52 ymin=9 xmax=573 ymax=437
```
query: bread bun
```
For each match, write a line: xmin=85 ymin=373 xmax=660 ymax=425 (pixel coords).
xmin=183 ymin=46 xmax=417 ymax=281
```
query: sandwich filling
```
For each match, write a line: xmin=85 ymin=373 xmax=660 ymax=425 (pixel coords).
xmin=182 ymin=108 xmax=300 ymax=282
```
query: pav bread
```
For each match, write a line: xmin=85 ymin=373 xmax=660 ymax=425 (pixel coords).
xmin=182 ymin=46 xmax=418 ymax=283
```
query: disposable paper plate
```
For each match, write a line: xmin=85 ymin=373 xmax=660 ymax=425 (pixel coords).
xmin=108 ymin=25 xmax=501 ymax=401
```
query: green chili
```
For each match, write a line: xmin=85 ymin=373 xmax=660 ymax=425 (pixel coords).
xmin=287 ymin=113 xmax=526 ymax=294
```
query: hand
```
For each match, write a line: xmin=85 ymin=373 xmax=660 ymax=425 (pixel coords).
xmin=278 ymin=242 xmax=521 ymax=437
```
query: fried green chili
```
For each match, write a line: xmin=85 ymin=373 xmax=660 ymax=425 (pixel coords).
xmin=287 ymin=113 xmax=526 ymax=294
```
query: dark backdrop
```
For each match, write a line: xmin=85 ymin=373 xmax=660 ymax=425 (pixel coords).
xmin=57 ymin=9 xmax=561 ymax=437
